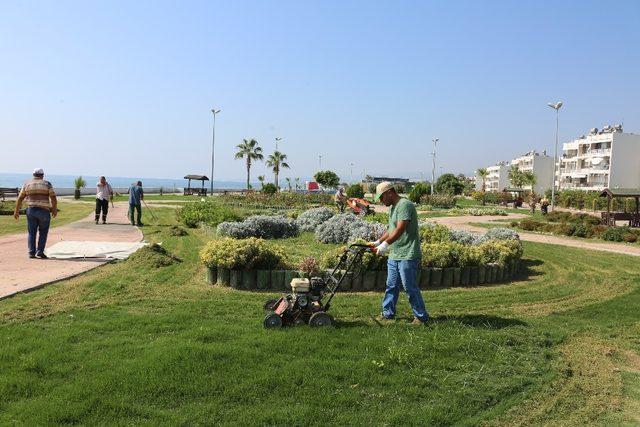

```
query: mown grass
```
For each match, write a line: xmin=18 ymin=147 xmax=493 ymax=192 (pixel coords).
xmin=0 ymin=206 xmax=639 ymax=424
xmin=0 ymin=201 xmax=93 ymax=237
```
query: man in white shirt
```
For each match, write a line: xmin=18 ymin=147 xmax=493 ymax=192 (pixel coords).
xmin=95 ymin=176 xmax=113 ymax=224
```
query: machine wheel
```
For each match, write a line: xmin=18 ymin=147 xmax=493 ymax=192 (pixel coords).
xmin=263 ymin=312 xmax=283 ymax=329
xmin=263 ymin=299 xmax=278 ymax=310
xmin=309 ymin=312 xmax=333 ymax=327
xmin=293 ymin=317 xmax=306 ymax=327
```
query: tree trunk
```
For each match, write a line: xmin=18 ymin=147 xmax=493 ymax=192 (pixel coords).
xmin=246 ymin=158 xmax=251 ymax=190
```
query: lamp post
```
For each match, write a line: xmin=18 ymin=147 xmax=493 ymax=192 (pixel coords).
xmin=275 ymin=137 xmax=282 ymax=151
xmin=319 ymin=155 xmax=322 ymax=169
xmin=210 ymin=108 xmax=221 ymax=194
xmin=547 ymin=101 xmax=563 ymax=210
xmin=431 ymin=138 xmax=439 ymax=194
xmin=350 ymin=162 xmax=354 ymax=183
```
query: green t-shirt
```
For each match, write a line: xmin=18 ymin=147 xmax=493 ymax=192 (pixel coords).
xmin=388 ymin=198 xmax=421 ymax=260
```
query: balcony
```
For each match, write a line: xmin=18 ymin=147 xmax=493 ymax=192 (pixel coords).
xmin=578 ymin=148 xmax=611 ymax=157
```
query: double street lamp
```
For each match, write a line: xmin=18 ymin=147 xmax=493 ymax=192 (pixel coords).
xmin=547 ymin=101 xmax=563 ymax=210
xmin=431 ymin=138 xmax=439 ymax=195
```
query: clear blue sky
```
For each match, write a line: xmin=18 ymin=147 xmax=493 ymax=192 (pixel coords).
xmin=1 ymin=0 xmax=638 ymax=183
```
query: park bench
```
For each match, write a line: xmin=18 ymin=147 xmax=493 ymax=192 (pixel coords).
xmin=0 ymin=187 xmax=20 ymax=201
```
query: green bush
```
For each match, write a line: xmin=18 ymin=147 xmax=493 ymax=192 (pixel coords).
xmin=420 ymin=194 xmax=456 ymax=209
xmin=346 ymin=184 xmax=365 ymax=199
xmin=408 ymin=182 xmax=431 ymax=203
xmin=199 ymin=237 xmax=288 ymax=270
xmin=363 ymin=212 xmax=389 ymax=225
xmin=546 ymin=211 xmax=572 ymax=223
xmin=419 ymin=222 xmax=451 ymax=243
xmin=176 ymin=201 xmax=242 ymax=228
xmin=421 ymin=243 xmax=455 ymax=268
xmin=518 ymin=219 xmax=544 ymax=231
xmin=602 ymin=227 xmax=628 ymax=242
xmin=623 ymin=233 xmax=638 ymax=243
xmin=262 ymin=183 xmax=278 ymax=195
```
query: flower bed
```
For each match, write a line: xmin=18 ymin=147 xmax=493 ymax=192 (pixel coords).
xmin=176 ymin=200 xmax=242 ymax=228
xmin=219 ymin=192 xmax=334 ymax=209
xmin=217 ymin=215 xmax=300 ymax=239
xmin=295 ymin=207 xmax=335 ymax=232
xmin=512 ymin=212 xmax=640 ymax=243
xmin=315 ymin=213 xmax=385 ymax=244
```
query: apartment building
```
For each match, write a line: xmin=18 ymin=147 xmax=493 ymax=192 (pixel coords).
xmin=559 ymin=125 xmax=640 ymax=190
xmin=509 ymin=150 xmax=555 ymax=193
xmin=475 ymin=162 xmax=509 ymax=192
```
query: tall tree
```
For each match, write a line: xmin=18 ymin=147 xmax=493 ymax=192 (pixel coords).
xmin=234 ymin=139 xmax=264 ymax=190
xmin=285 ymin=177 xmax=292 ymax=191
xmin=477 ymin=168 xmax=488 ymax=205
xmin=508 ymin=166 xmax=527 ymax=189
xmin=314 ymin=170 xmax=340 ymax=188
xmin=257 ymin=175 xmax=265 ymax=189
xmin=266 ymin=151 xmax=290 ymax=189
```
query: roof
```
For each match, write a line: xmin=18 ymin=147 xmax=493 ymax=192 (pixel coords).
xmin=600 ymin=188 xmax=640 ymax=198
xmin=184 ymin=175 xmax=209 ymax=181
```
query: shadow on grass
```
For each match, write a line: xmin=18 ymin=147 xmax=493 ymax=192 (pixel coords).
xmin=515 ymin=258 xmax=545 ymax=281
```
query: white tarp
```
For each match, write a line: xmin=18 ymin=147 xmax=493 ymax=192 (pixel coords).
xmin=44 ymin=241 xmax=147 ymax=259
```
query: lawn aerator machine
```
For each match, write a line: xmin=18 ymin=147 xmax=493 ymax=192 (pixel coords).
xmin=263 ymin=243 xmax=373 ymax=328
xmin=347 ymin=197 xmax=373 ymax=216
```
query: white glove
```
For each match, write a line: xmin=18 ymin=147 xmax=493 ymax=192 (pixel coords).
xmin=376 ymin=241 xmax=390 ymax=256
xmin=369 ymin=239 xmax=383 ymax=247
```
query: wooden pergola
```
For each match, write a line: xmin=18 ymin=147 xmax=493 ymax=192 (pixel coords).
xmin=600 ymin=188 xmax=640 ymax=227
xmin=184 ymin=175 xmax=209 ymax=196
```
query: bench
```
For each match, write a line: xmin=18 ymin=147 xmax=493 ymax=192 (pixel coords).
xmin=0 ymin=187 xmax=19 ymax=201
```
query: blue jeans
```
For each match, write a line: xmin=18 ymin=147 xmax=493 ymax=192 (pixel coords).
xmin=26 ymin=207 xmax=51 ymax=255
xmin=382 ymin=258 xmax=429 ymax=322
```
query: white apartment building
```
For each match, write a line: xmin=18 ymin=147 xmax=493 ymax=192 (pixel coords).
xmin=509 ymin=150 xmax=555 ymax=194
xmin=475 ymin=162 xmax=509 ymax=192
xmin=559 ymin=125 xmax=640 ymax=191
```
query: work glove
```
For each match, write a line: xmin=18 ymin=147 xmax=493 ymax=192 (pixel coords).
xmin=375 ymin=241 xmax=390 ymax=256
xmin=368 ymin=239 xmax=383 ymax=247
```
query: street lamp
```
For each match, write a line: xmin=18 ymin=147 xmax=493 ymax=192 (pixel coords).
xmin=319 ymin=155 xmax=322 ymax=169
xmin=275 ymin=137 xmax=282 ymax=151
xmin=210 ymin=108 xmax=221 ymax=194
xmin=547 ymin=101 xmax=563 ymax=210
xmin=350 ymin=162 xmax=354 ymax=183
xmin=431 ymin=138 xmax=439 ymax=194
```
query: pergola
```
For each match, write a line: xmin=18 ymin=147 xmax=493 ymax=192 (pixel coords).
xmin=599 ymin=188 xmax=640 ymax=227
xmin=184 ymin=175 xmax=209 ymax=196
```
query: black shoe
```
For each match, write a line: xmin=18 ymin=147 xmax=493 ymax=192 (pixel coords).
xmin=35 ymin=252 xmax=48 ymax=259
xmin=102 ymin=220 xmax=107 ymax=224
xmin=137 ymin=223 xmax=144 ymax=227
xmin=29 ymin=253 xmax=36 ymax=259
xmin=95 ymin=219 xmax=99 ymax=224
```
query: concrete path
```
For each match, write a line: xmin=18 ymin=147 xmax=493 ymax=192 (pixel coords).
xmin=0 ymin=203 xmax=142 ymax=300
xmin=429 ymin=214 xmax=640 ymax=257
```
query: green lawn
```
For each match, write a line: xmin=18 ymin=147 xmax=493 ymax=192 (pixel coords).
xmin=0 ymin=206 xmax=639 ymax=424
xmin=0 ymin=201 xmax=94 ymax=237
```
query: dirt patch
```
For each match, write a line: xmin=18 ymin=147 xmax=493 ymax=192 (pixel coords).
xmin=127 ymin=244 xmax=181 ymax=268
xmin=168 ymin=225 xmax=188 ymax=236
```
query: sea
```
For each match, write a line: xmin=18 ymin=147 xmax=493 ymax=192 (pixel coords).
xmin=0 ymin=172 xmax=249 ymax=190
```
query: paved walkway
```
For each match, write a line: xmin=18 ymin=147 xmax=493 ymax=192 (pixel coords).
xmin=0 ymin=203 xmax=142 ymax=300
xmin=429 ymin=214 xmax=640 ymax=257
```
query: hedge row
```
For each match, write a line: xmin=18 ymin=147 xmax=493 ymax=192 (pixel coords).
xmin=205 ymin=260 xmax=520 ymax=291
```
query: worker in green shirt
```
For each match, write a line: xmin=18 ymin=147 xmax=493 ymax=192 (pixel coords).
xmin=370 ymin=182 xmax=429 ymax=325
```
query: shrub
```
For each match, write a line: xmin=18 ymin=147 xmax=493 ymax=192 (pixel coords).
xmin=556 ymin=223 xmax=576 ymax=236
xmin=348 ymin=221 xmax=386 ymax=242
xmin=484 ymin=227 xmax=520 ymax=241
xmin=296 ymin=207 xmax=335 ymax=232
xmin=315 ymin=213 xmax=385 ymax=244
xmin=572 ymin=223 xmax=590 ymax=238
xmin=546 ymin=211 xmax=572 ymax=223
xmin=176 ymin=201 xmax=242 ymax=228
xmin=320 ymin=244 xmax=387 ymax=271
xmin=476 ymin=240 xmax=523 ymax=267
xmin=315 ymin=213 xmax=359 ymax=243
xmin=408 ymin=182 xmax=431 ymax=203
xmin=217 ymin=215 xmax=300 ymax=239
xmin=420 ymin=194 xmax=456 ymax=209
xmin=421 ymin=243 xmax=455 ymax=268
xmin=299 ymin=256 xmax=321 ymax=278
xmin=450 ymin=230 xmax=482 ymax=246
xmin=200 ymin=237 xmax=288 ymax=270
xmin=262 ymin=183 xmax=277 ymax=195
xmin=623 ymin=233 xmax=638 ymax=243
xmin=346 ymin=184 xmax=365 ymax=199
xmin=602 ymin=226 xmax=628 ymax=242
xmin=419 ymin=222 xmax=451 ymax=243
xmin=518 ymin=219 xmax=544 ymax=231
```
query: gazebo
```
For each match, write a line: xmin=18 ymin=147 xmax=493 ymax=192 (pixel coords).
xmin=184 ymin=175 xmax=209 ymax=196
xmin=599 ymin=188 xmax=640 ymax=227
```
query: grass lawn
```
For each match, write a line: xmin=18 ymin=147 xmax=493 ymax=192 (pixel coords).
xmin=0 ymin=201 xmax=94 ymax=237
xmin=0 ymin=206 xmax=639 ymax=424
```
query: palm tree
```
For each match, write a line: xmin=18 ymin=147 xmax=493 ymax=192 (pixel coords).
xmin=258 ymin=175 xmax=265 ymax=189
xmin=235 ymin=139 xmax=264 ymax=190
xmin=285 ymin=177 xmax=292 ymax=191
xmin=266 ymin=151 xmax=290 ymax=189
xmin=294 ymin=177 xmax=300 ymax=191
xmin=477 ymin=168 xmax=488 ymax=205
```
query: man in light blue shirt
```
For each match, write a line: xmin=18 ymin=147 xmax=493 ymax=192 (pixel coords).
xmin=128 ymin=181 xmax=144 ymax=226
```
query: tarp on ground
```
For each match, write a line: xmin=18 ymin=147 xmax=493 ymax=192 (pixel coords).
xmin=44 ymin=241 xmax=147 ymax=259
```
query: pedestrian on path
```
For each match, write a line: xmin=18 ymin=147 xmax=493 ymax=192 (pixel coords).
xmin=95 ymin=176 xmax=113 ymax=224
xmin=369 ymin=181 xmax=429 ymax=325
xmin=13 ymin=168 xmax=58 ymax=259
xmin=128 ymin=181 xmax=144 ymax=226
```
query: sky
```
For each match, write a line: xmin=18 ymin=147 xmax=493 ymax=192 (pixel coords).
xmin=1 ymin=0 xmax=639 ymax=184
